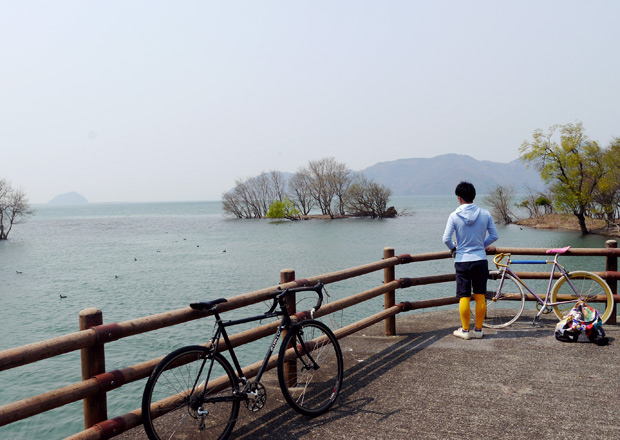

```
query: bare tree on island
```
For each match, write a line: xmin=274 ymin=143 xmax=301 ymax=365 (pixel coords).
xmin=222 ymin=158 xmax=396 ymax=219
xmin=222 ymin=171 xmax=286 ymax=219
xmin=0 ymin=179 xmax=34 ymax=240
xmin=483 ymin=185 xmax=515 ymax=225
xmin=288 ymin=171 xmax=315 ymax=215
xmin=345 ymin=174 xmax=394 ymax=218
xmin=301 ymin=157 xmax=351 ymax=219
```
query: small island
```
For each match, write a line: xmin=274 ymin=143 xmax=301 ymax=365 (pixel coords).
xmin=48 ymin=192 xmax=89 ymax=205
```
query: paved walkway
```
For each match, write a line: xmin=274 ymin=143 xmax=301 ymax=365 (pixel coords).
xmin=119 ymin=310 xmax=620 ymax=440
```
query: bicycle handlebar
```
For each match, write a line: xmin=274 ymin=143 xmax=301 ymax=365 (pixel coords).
xmin=272 ymin=281 xmax=325 ymax=315
xmin=493 ymin=253 xmax=509 ymax=268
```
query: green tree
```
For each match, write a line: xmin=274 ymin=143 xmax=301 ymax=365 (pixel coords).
xmin=267 ymin=198 xmax=300 ymax=220
xmin=516 ymin=186 xmax=552 ymax=218
xmin=593 ymin=137 xmax=620 ymax=226
xmin=519 ymin=122 xmax=606 ymax=235
xmin=535 ymin=195 xmax=553 ymax=214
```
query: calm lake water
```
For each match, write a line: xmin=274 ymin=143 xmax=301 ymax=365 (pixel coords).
xmin=0 ymin=196 xmax=613 ymax=439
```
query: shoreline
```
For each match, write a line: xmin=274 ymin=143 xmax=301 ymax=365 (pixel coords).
xmin=514 ymin=213 xmax=619 ymax=238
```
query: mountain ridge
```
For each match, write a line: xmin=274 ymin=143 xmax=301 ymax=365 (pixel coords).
xmin=361 ymin=153 xmax=544 ymax=195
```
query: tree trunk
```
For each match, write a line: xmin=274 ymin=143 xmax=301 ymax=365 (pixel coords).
xmin=575 ymin=212 xmax=589 ymax=235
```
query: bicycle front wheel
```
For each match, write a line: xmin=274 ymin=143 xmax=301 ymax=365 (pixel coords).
xmin=480 ymin=272 xmax=525 ymax=328
xmin=551 ymin=270 xmax=613 ymax=324
xmin=277 ymin=320 xmax=343 ymax=417
xmin=142 ymin=346 xmax=239 ymax=440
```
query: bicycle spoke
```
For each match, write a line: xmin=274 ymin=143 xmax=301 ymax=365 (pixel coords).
xmin=277 ymin=320 xmax=343 ymax=416
xmin=551 ymin=271 xmax=613 ymax=323
xmin=479 ymin=273 xmax=525 ymax=328
xmin=142 ymin=347 xmax=239 ymax=440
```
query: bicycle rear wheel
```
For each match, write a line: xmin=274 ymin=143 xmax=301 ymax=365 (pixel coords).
xmin=142 ymin=346 xmax=239 ymax=440
xmin=550 ymin=270 xmax=613 ymax=324
xmin=277 ymin=320 xmax=343 ymax=417
xmin=480 ymin=272 xmax=525 ymax=328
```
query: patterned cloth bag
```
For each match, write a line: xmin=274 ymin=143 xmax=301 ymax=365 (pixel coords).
xmin=555 ymin=301 xmax=609 ymax=345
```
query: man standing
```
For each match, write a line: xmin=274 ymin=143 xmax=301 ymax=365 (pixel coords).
xmin=443 ymin=182 xmax=499 ymax=339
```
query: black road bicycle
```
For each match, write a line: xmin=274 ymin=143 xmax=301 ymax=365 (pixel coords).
xmin=141 ymin=281 xmax=344 ymax=440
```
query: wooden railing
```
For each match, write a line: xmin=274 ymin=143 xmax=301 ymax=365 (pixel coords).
xmin=0 ymin=241 xmax=618 ymax=439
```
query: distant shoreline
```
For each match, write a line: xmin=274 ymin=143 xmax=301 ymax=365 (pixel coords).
xmin=515 ymin=214 xmax=619 ymax=238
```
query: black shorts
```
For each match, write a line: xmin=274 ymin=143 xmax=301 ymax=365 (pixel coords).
xmin=455 ymin=260 xmax=489 ymax=298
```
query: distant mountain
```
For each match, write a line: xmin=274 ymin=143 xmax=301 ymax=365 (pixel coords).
xmin=48 ymin=192 xmax=89 ymax=204
xmin=361 ymin=154 xmax=545 ymax=196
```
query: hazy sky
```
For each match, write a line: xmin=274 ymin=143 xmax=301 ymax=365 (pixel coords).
xmin=2 ymin=1 xmax=619 ymax=203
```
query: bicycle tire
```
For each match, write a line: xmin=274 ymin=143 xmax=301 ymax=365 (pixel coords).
xmin=550 ymin=270 xmax=613 ymax=324
xmin=479 ymin=272 xmax=525 ymax=328
xmin=277 ymin=320 xmax=343 ymax=417
xmin=142 ymin=345 xmax=239 ymax=440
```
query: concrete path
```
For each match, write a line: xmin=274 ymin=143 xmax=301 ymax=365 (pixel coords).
xmin=118 ymin=309 xmax=620 ymax=440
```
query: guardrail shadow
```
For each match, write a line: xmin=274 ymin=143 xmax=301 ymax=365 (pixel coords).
xmin=232 ymin=326 xmax=448 ymax=439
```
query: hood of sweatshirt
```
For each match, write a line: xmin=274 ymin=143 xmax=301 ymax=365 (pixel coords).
xmin=455 ymin=203 xmax=480 ymax=225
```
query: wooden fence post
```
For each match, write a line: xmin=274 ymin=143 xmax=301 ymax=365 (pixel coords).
xmin=280 ymin=269 xmax=296 ymax=386
xmin=384 ymin=247 xmax=396 ymax=336
xmin=79 ymin=308 xmax=107 ymax=428
xmin=606 ymin=240 xmax=617 ymax=325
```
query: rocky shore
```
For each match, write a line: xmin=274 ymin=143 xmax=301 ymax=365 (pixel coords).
xmin=515 ymin=213 xmax=619 ymax=238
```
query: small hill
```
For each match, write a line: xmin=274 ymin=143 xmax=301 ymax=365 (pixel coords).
xmin=48 ymin=192 xmax=89 ymax=204
xmin=361 ymin=154 xmax=544 ymax=195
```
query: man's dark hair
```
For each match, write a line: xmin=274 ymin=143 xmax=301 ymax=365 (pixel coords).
xmin=455 ymin=181 xmax=476 ymax=203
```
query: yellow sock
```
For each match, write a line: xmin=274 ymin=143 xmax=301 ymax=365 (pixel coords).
xmin=459 ymin=297 xmax=471 ymax=331
xmin=474 ymin=293 xmax=486 ymax=329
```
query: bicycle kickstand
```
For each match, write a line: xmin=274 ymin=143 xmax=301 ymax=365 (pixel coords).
xmin=531 ymin=311 xmax=545 ymax=327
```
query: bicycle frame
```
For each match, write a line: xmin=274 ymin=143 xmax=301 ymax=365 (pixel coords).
xmin=494 ymin=252 xmax=585 ymax=320
xmin=208 ymin=303 xmax=291 ymax=389
xmin=142 ymin=281 xmax=340 ymax=439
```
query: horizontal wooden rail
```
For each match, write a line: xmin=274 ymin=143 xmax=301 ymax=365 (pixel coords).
xmin=0 ymin=255 xmax=414 ymax=374
xmin=0 ymin=242 xmax=617 ymax=440
xmin=3 ymin=247 xmax=618 ymax=373
xmin=487 ymin=246 xmax=620 ymax=257
xmin=65 ymin=303 xmax=410 ymax=440
xmin=0 ymin=315 xmax=291 ymax=427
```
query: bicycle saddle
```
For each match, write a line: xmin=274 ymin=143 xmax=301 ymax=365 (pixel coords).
xmin=546 ymin=246 xmax=571 ymax=254
xmin=190 ymin=298 xmax=227 ymax=311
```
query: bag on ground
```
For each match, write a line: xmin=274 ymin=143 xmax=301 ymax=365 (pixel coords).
xmin=554 ymin=301 xmax=609 ymax=345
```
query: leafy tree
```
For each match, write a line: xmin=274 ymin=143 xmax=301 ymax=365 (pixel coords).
xmin=267 ymin=198 xmax=300 ymax=220
xmin=535 ymin=195 xmax=553 ymax=214
xmin=593 ymin=137 xmax=620 ymax=227
xmin=517 ymin=187 xmax=553 ymax=218
xmin=0 ymin=179 xmax=34 ymax=240
xmin=520 ymin=122 xmax=606 ymax=235
xmin=483 ymin=185 xmax=514 ymax=224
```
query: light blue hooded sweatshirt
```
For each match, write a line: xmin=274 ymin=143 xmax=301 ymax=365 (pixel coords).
xmin=443 ymin=203 xmax=498 ymax=263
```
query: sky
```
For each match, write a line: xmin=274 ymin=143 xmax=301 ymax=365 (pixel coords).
xmin=2 ymin=1 xmax=619 ymax=204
